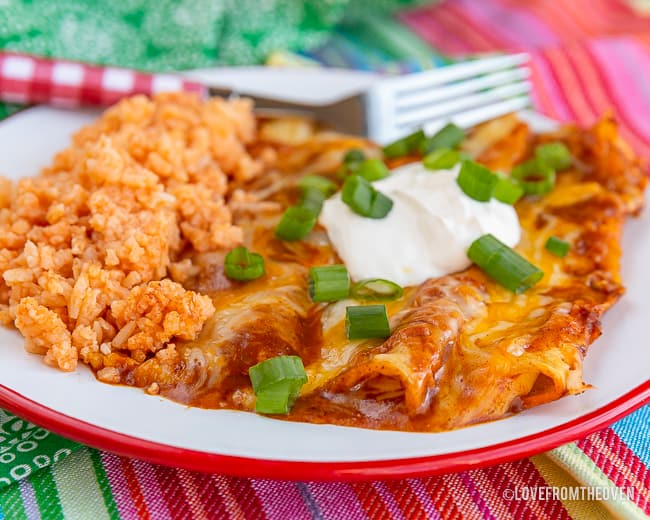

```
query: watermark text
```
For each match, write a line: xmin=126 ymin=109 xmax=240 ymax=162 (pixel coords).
xmin=502 ymin=486 xmax=636 ymax=501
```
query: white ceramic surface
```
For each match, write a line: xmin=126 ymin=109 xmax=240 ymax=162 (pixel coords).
xmin=0 ymin=69 xmax=647 ymax=464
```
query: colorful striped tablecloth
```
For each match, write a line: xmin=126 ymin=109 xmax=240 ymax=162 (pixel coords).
xmin=1 ymin=0 xmax=650 ymax=518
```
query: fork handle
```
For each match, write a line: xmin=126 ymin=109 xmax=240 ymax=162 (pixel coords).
xmin=0 ymin=52 xmax=208 ymax=107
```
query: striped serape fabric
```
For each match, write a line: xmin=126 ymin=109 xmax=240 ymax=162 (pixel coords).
xmin=0 ymin=413 xmax=647 ymax=518
xmin=1 ymin=0 xmax=649 ymax=518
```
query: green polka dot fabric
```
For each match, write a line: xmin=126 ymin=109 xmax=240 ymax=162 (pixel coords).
xmin=0 ymin=0 xmax=418 ymax=71
xmin=0 ymin=410 xmax=78 ymax=487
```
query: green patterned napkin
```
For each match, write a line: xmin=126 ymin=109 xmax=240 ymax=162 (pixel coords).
xmin=0 ymin=0 xmax=419 ymax=71
xmin=0 ymin=410 xmax=78 ymax=487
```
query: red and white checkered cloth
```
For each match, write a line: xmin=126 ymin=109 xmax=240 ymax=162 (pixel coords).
xmin=0 ymin=52 xmax=207 ymax=107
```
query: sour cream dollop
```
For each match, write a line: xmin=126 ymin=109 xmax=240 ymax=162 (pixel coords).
xmin=319 ymin=162 xmax=521 ymax=287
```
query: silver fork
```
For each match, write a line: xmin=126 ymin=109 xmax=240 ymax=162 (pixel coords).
xmin=0 ymin=52 xmax=531 ymax=144
xmin=207 ymin=54 xmax=532 ymax=143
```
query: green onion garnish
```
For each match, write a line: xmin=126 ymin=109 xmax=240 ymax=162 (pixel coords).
xmin=308 ymin=265 xmax=350 ymax=302
xmin=457 ymin=160 xmax=497 ymax=202
xmin=300 ymin=187 xmax=326 ymax=215
xmin=535 ymin=142 xmax=572 ymax=171
xmin=545 ymin=236 xmax=570 ymax=257
xmin=344 ymin=149 xmax=365 ymax=165
xmin=420 ymin=123 xmax=465 ymax=154
xmin=224 ymin=246 xmax=265 ymax=281
xmin=493 ymin=175 xmax=524 ymax=205
xmin=351 ymin=278 xmax=404 ymax=301
xmin=275 ymin=205 xmax=317 ymax=241
xmin=423 ymin=148 xmax=460 ymax=170
xmin=354 ymin=158 xmax=390 ymax=181
xmin=519 ymin=173 xmax=556 ymax=195
xmin=342 ymin=175 xmax=373 ymax=214
xmin=512 ymin=158 xmax=556 ymax=195
xmin=341 ymin=175 xmax=393 ymax=219
xmin=299 ymin=175 xmax=336 ymax=215
xmin=298 ymin=175 xmax=337 ymax=197
xmin=339 ymin=149 xmax=366 ymax=179
xmin=248 ymin=356 xmax=308 ymax=414
xmin=367 ymin=190 xmax=394 ymax=218
xmin=382 ymin=129 xmax=426 ymax=158
xmin=345 ymin=305 xmax=391 ymax=339
xmin=468 ymin=234 xmax=544 ymax=293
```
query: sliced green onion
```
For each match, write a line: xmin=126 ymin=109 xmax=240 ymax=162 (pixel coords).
xmin=248 ymin=355 xmax=307 ymax=414
xmin=345 ymin=305 xmax=391 ymax=339
xmin=298 ymin=175 xmax=337 ymax=197
xmin=351 ymin=278 xmax=404 ymax=301
xmin=253 ymin=381 xmax=297 ymax=414
xmin=344 ymin=149 xmax=365 ymax=165
xmin=341 ymin=175 xmax=393 ymax=219
xmin=519 ymin=173 xmax=556 ymax=195
xmin=382 ymin=129 xmax=426 ymax=158
xmin=423 ymin=148 xmax=460 ymax=170
xmin=308 ymin=265 xmax=350 ymax=302
xmin=354 ymin=158 xmax=390 ymax=181
xmin=300 ymin=187 xmax=326 ymax=215
xmin=420 ymin=123 xmax=465 ymax=154
xmin=275 ymin=205 xmax=317 ymax=241
xmin=367 ymin=190 xmax=393 ymax=218
xmin=467 ymin=234 xmax=544 ymax=293
xmin=512 ymin=158 xmax=556 ymax=195
xmin=456 ymin=160 xmax=497 ymax=202
xmin=224 ymin=246 xmax=265 ymax=281
xmin=250 ymin=356 xmax=307 ymax=392
xmin=535 ymin=142 xmax=572 ymax=171
xmin=338 ymin=149 xmax=366 ymax=179
xmin=545 ymin=236 xmax=570 ymax=257
xmin=493 ymin=175 xmax=524 ymax=205
xmin=342 ymin=175 xmax=373 ymax=215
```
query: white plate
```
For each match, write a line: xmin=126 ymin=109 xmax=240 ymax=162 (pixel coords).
xmin=0 ymin=68 xmax=647 ymax=480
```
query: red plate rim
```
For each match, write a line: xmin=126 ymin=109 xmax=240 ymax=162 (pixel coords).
xmin=0 ymin=381 xmax=648 ymax=481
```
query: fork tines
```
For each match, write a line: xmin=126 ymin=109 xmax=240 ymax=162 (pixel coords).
xmin=367 ymin=54 xmax=532 ymax=143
